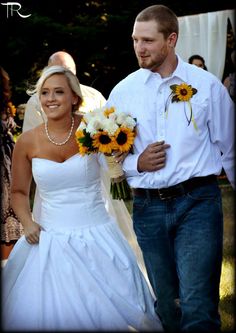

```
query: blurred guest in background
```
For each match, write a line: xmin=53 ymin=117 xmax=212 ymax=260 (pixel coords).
xmin=188 ymin=54 xmax=208 ymax=70
xmin=223 ymin=49 xmax=235 ymax=102
xmin=0 ymin=66 xmax=24 ymax=262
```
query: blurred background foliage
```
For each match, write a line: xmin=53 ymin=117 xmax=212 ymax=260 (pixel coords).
xmin=0 ymin=0 xmax=235 ymax=105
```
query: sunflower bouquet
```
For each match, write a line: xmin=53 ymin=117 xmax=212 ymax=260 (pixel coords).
xmin=75 ymin=107 xmax=137 ymax=200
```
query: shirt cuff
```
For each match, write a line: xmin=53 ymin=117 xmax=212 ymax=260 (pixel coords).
xmin=123 ymin=153 xmax=143 ymax=177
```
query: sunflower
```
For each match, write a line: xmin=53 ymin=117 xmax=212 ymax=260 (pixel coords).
xmin=104 ymin=106 xmax=115 ymax=118
xmin=75 ymin=129 xmax=94 ymax=153
xmin=75 ymin=129 xmax=85 ymax=140
xmin=166 ymin=83 xmax=198 ymax=131
xmin=78 ymin=145 xmax=89 ymax=156
xmin=113 ymin=127 xmax=135 ymax=152
xmin=170 ymin=83 xmax=197 ymax=102
xmin=92 ymin=131 xmax=114 ymax=154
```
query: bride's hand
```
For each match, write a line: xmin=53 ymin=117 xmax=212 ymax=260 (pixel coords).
xmin=24 ymin=221 xmax=41 ymax=244
xmin=112 ymin=151 xmax=129 ymax=163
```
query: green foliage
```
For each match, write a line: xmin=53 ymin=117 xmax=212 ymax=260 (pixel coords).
xmin=1 ymin=0 xmax=234 ymax=105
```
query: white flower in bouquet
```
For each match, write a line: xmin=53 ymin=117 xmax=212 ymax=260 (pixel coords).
xmin=116 ymin=112 xmax=128 ymax=125
xmin=103 ymin=118 xmax=119 ymax=135
xmin=121 ymin=116 xmax=136 ymax=130
xmin=86 ymin=117 xmax=103 ymax=136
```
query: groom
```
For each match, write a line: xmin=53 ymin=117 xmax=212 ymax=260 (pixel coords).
xmin=106 ymin=4 xmax=235 ymax=332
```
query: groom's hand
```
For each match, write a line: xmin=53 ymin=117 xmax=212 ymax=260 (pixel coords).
xmin=137 ymin=141 xmax=170 ymax=172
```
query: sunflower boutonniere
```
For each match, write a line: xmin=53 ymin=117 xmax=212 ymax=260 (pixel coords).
xmin=165 ymin=82 xmax=198 ymax=131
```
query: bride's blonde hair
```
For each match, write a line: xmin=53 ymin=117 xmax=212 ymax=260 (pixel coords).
xmin=27 ymin=65 xmax=83 ymax=112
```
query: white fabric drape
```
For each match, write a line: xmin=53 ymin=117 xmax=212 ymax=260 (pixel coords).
xmin=100 ymin=169 xmax=155 ymax=295
xmin=176 ymin=10 xmax=235 ymax=80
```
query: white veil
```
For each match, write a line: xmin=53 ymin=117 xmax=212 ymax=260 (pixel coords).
xmin=100 ymin=170 xmax=147 ymax=273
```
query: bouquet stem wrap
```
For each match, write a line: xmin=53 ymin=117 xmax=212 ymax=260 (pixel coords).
xmin=105 ymin=155 xmax=131 ymax=200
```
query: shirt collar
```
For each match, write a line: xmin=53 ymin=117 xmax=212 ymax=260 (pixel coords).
xmin=142 ymin=54 xmax=189 ymax=84
xmin=173 ymin=54 xmax=189 ymax=82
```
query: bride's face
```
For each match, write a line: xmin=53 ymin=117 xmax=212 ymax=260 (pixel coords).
xmin=40 ymin=73 xmax=78 ymax=119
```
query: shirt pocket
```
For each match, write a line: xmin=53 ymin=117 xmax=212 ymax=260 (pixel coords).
xmin=167 ymin=95 xmax=208 ymax=133
xmin=189 ymin=96 xmax=209 ymax=129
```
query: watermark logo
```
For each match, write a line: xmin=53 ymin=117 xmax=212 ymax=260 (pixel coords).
xmin=1 ymin=2 xmax=31 ymax=18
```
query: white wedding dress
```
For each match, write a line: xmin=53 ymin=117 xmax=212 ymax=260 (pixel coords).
xmin=2 ymin=153 xmax=163 ymax=331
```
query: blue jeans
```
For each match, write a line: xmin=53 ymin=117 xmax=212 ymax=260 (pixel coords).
xmin=133 ymin=181 xmax=223 ymax=332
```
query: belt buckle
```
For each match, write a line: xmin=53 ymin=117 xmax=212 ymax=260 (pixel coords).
xmin=157 ymin=188 xmax=170 ymax=200
xmin=158 ymin=185 xmax=185 ymax=200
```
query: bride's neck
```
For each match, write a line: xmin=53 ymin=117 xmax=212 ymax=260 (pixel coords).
xmin=47 ymin=116 xmax=74 ymax=133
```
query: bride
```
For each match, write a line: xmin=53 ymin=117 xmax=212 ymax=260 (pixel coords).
xmin=20 ymin=50 xmax=148 ymax=281
xmin=2 ymin=65 xmax=163 ymax=331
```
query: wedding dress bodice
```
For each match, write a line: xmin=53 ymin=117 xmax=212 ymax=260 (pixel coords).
xmin=32 ymin=153 xmax=111 ymax=230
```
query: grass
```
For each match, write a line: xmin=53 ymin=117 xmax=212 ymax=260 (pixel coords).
xmin=125 ymin=183 xmax=235 ymax=331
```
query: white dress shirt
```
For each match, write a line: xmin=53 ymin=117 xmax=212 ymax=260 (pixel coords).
xmin=106 ymin=55 xmax=235 ymax=189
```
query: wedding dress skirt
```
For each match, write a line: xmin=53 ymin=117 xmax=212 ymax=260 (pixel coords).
xmin=2 ymin=153 xmax=163 ymax=331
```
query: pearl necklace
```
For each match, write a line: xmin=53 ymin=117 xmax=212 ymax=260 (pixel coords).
xmin=45 ymin=117 xmax=75 ymax=146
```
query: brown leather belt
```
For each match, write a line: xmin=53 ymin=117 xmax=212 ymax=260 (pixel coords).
xmin=132 ymin=175 xmax=217 ymax=201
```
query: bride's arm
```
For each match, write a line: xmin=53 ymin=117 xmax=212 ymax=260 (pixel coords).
xmin=11 ymin=132 xmax=41 ymax=244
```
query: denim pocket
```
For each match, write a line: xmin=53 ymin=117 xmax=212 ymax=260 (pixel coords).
xmin=133 ymin=196 xmax=148 ymax=213
xmin=186 ymin=182 xmax=221 ymax=203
